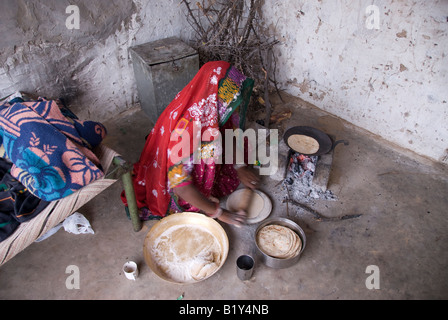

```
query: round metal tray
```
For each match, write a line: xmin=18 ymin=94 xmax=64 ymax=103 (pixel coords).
xmin=143 ymin=212 xmax=229 ymax=284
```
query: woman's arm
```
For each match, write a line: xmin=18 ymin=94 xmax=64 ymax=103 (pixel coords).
xmin=173 ymin=184 xmax=246 ymax=226
xmin=173 ymin=184 xmax=217 ymax=215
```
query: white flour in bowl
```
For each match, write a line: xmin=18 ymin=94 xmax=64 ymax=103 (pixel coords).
xmin=150 ymin=224 xmax=223 ymax=283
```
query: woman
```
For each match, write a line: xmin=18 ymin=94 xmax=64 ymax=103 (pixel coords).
xmin=121 ymin=61 xmax=259 ymax=226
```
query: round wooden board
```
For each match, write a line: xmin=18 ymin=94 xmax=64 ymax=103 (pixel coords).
xmin=226 ymin=189 xmax=272 ymax=224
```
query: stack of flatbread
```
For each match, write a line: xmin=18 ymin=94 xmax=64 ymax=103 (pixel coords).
xmin=256 ymin=224 xmax=302 ymax=259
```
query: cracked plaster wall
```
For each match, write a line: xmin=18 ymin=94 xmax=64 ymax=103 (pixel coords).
xmin=0 ymin=0 xmax=192 ymax=122
xmin=1 ymin=0 xmax=447 ymax=164
xmin=263 ymin=0 xmax=448 ymax=163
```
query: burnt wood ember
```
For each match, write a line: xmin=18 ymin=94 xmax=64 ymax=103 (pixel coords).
xmin=284 ymin=152 xmax=336 ymax=203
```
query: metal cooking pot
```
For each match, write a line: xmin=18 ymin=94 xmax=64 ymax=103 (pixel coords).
xmin=283 ymin=126 xmax=349 ymax=156
xmin=255 ymin=217 xmax=306 ymax=269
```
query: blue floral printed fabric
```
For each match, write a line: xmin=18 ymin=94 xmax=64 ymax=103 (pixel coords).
xmin=0 ymin=97 xmax=107 ymax=201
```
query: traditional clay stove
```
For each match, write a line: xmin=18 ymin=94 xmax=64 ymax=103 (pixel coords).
xmin=283 ymin=126 xmax=349 ymax=201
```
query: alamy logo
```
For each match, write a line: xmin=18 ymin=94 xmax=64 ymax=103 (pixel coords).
xmin=365 ymin=265 xmax=380 ymax=290
xmin=365 ymin=5 xmax=380 ymax=30
xmin=169 ymin=121 xmax=279 ymax=176
xmin=66 ymin=5 xmax=80 ymax=30
xmin=65 ymin=265 xmax=80 ymax=289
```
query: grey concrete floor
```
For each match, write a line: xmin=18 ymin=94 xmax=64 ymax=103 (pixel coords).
xmin=0 ymin=93 xmax=447 ymax=300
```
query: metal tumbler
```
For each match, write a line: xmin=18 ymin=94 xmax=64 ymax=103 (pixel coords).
xmin=236 ymin=255 xmax=254 ymax=281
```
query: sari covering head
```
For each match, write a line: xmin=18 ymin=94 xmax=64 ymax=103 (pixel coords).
xmin=121 ymin=61 xmax=254 ymax=218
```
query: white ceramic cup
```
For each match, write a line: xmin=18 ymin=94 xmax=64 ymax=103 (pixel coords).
xmin=123 ymin=261 xmax=139 ymax=280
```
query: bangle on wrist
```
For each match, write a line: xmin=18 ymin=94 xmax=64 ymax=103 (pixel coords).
xmin=209 ymin=202 xmax=223 ymax=219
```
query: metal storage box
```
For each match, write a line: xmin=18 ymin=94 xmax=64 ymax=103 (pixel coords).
xmin=129 ymin=37 xmax=199 ymax=122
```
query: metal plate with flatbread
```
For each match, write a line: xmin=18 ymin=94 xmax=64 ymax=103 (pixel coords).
xmin=283 ymin=126 xmax=334 ymax=156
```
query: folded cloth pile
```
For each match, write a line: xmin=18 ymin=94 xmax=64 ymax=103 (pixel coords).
xmin=0 ymin=94 xmax=107 ymax=241
xmin=0 ymin=158 xmax=50 ymax=242
xmin=0 ymin=96 xmax=107 ymax=201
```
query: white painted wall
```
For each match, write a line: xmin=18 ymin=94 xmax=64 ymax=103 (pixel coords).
xmin=1 ymin=0 xmax=446 ymax=163
xmin=262 ymin=0 xmax=448 ymax=163
xmin=0 ymin=0 xmax=192 ymax=122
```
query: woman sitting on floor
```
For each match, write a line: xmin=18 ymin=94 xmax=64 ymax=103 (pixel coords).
xmin=121 ymin=61 xmax=259 ymax=226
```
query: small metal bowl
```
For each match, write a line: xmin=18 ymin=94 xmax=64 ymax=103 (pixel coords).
xmin=255 ymin=217 xmax=306 ymax=269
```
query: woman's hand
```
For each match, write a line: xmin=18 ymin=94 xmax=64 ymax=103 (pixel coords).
xmin=217 ymin=209 xmax=247 ymax=227
xmin=236 ymin=166 xmax=260 ymax=189
xmin=173 ymin=184 xmax=246 ymax=226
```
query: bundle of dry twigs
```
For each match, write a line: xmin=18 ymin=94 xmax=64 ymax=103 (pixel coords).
xmin=181 ymin=0 xmax=282 ymax=126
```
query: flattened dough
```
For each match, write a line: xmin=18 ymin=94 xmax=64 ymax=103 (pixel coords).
xmin=287 ymin=134 xmax=319 ymax=154
xmin=246 ymin=192 xmax=264 ymax=218
xmin=228 ymin=190 xmax=264 ymax=219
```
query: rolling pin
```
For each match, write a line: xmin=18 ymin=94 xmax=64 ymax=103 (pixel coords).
xmin=236 ymin=188 xmax=254 ymax=212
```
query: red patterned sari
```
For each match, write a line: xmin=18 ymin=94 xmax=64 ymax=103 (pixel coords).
xmin=121 ymin=61 xmax=254 ymax=219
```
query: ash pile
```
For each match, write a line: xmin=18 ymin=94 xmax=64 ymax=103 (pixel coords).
xmin=283 ymin=152 xmax=337 ymax=204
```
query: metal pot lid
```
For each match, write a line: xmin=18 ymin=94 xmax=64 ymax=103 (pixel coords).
xmin=130 ymin=37 xmax=197 ymax=65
